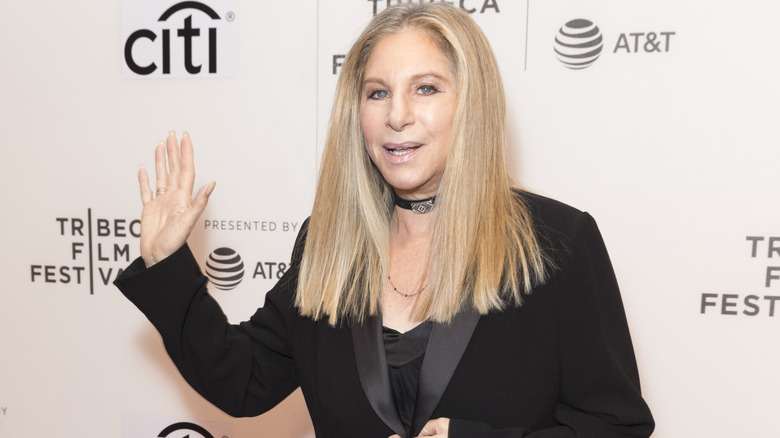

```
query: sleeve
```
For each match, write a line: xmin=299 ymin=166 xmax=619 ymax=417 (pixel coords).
xmin=449 ymin=212 xmax=654 ymax=438
xmin=113 ymin=222 xmax=309 ymax=418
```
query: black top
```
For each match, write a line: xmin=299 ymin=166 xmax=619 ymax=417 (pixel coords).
xmin=383 ymin=321 xmax=434 ymax=435
xmin=114 ymin=192 xmax=655 ymax=437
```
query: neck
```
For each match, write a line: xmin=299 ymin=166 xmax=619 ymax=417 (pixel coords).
xmin=392 ymin=206 xmax=435 ymax=239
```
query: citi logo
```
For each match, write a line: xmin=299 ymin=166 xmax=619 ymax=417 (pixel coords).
xmin=122 ymin=0 xmax=237 ymax=77
xmin=554 ymin=19 xmax=603 ymax=70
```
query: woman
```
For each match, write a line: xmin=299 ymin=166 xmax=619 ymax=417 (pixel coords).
xmin=115 ymin=4 xmax=654 ymax=437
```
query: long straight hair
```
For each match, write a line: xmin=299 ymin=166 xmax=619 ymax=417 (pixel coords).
xmin=296 ymin=4 xmax=549 ymax=325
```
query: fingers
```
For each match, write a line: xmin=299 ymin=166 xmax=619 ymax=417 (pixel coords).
xmin=165 ymin=130 xmax=181 ymax=191
xmin=417 ymin=418 xmax=450 ymax=437
xmin=179 ymin=131 xmax=196 ymax=195
xmin=148 ymin=131 xmax=203 ymax=202
xmin=138 ymin=164 xmax=153 ymax=205
xmin=154 ymin=140 xmax=168 ymax=196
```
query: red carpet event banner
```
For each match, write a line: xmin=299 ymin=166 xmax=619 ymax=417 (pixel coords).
xmin=1 ymin=0 xmax=778 ymax=436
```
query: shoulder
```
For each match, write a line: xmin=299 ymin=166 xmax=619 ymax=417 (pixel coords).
xmin=512 ymin=190 xmax=612 ymax=280
xmin=514 ymin=190 xmax=597 ymax=242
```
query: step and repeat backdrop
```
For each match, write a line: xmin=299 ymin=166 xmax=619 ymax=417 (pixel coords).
xmin=1 ymin=0 xmax=778 ymax=437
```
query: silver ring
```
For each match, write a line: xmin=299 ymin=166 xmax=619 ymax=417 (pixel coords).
xmin=156 ymin=187 xmax=167 ymax=196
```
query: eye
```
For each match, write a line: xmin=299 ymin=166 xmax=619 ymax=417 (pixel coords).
xmin=417 ymin=85 xmax=439 ymax=95
xmin=368 ymin=89 xmax=389 ymax=99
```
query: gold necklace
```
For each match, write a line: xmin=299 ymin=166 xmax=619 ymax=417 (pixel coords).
xmin=387 ymin=275 xmax=426 ymax=298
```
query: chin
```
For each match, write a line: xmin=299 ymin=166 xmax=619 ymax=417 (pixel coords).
xmin=389 ymin=182 xmax=438 ymax=199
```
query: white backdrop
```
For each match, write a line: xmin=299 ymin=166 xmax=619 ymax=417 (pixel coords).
xmin=1 ymin=1 xmax=778 ymax=437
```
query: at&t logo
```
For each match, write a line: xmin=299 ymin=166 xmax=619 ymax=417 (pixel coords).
xmin=553 ymin=18 xmax=677 ymax=70
xmin=122 ymin=0 xmax=237 ymax=77
xmin=203 ymin=246 xmax=290 ymax=291
xmin=158 ymin=421 xmax=216 ymax=438
xmin=205 ymin=247 xmax=245 ymax=290
xmin=554 ymin=19 xmax=603 ymax=70
xmin=123 ymin=414 xmax=231 ymax=437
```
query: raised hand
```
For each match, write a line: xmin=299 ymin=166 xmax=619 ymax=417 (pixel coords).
xmin=137 ymin=131 xmax=215 ymax=267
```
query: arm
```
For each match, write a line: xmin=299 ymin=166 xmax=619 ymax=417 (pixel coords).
xmin=446 ymin=212 xmax=654 ymax=438
xmin=114 ymin=132 xmax=302 ymax=416
xmin=115 ymin=242 xmax=302 ymax=417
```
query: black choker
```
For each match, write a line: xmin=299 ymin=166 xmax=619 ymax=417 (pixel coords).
xmin=393 ymin=193 xmax=436 ymax=214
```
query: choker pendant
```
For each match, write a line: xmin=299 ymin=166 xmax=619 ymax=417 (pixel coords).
xmin=393 ymin=193 xmax=436 ymax=214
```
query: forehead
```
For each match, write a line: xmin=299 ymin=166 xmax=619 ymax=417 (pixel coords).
xmin=363 ymin=29 xmax=453 ymax=78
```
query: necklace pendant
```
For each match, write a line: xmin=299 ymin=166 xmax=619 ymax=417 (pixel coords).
xmin=411 ymin=199 xmax=435 ymax=214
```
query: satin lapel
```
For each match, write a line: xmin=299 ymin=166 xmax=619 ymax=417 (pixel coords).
xmin=351 ymin=314 xmax=406 ymax=436
xmin=411 ymin=308 xmax=481 ymax=436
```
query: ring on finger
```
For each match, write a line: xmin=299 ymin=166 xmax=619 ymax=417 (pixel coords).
xmin=156 ymin=186 xmax=168 ymax=196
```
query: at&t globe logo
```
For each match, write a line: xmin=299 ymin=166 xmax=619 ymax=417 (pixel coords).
xmin=205 ymin=247 xmax=245 ymax=290
xmin=554 ymin=19 xmax=603 ymax=70
xmin=158 ymin=421 xmax=215 ymax=438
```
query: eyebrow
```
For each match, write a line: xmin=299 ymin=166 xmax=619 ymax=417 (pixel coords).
xmin=362 ymin=72 xmax=450 ymax=87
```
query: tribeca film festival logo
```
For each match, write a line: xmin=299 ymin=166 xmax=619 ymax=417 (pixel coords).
xmin=333 ymin=0 xmax=501 ymax=75
xmin=554 ymin=18 xmax=676 ymax=69
xmin=29 ymin=209 xmax=139 ymax=294
xmin=700 ymin=236 xmax=780 ymax=317
xmin=122 ymin=0 xmax=238 ymax=78
xmin=368 ymin=0 xmax=500 ymax=16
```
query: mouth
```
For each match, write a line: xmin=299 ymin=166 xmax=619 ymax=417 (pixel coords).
xmin=384 ymin=142 xmax=422 ymax=156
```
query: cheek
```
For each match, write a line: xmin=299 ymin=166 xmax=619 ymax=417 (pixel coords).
xmin=359 ymin=112 xmax=380 ymax=164
xmin=422 ymin=112 xmax=453 ymax=143
xmin=422 ymin=98 xmax=455 ymax=132
xmin=359 ymin=107 xmax=378 ymax=143
xmin=359 ymin=106 xmax=366 ymax=132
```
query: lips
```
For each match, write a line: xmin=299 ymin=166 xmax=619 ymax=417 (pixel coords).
xmin=381 ymin=142 xmax=422 ymax=164
xmin=384 ymin=142 xmax=422 ymax=156
xmin=388 ymin=147 xmax=416 ymax=156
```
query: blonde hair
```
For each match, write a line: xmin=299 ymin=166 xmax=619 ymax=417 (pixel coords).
xmin=296 ymin=3 xmax=549 ymax=325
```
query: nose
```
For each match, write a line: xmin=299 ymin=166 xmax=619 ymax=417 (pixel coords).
xmin=386 ymin=94 xmax=414 ymax=131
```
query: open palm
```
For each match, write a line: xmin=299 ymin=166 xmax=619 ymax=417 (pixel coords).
xmin=137 ymin=131 xmax=215 ymax=267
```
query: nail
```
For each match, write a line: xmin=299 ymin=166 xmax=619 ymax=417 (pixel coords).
xmin=182 ymin=131 xmax=190 ymax=138
xmin=169 ymin=130 xmax=176 ymax=137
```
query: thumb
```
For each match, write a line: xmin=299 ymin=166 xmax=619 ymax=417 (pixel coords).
xmin=185 ymin=181 xmax=215 ymax=227
xmin=192 ymin=181 xmax=216 ymax=213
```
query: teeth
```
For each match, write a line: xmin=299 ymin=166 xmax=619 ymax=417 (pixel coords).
xmin=389 ymin=148 xmax=413 ymax=156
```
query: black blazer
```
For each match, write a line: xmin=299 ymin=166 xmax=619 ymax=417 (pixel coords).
xmin=115 ymin=193 xmax=654 ymax=437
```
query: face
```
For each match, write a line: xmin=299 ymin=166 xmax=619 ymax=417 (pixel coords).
xmin=360 ymin=29 xmax=457 ymax=200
